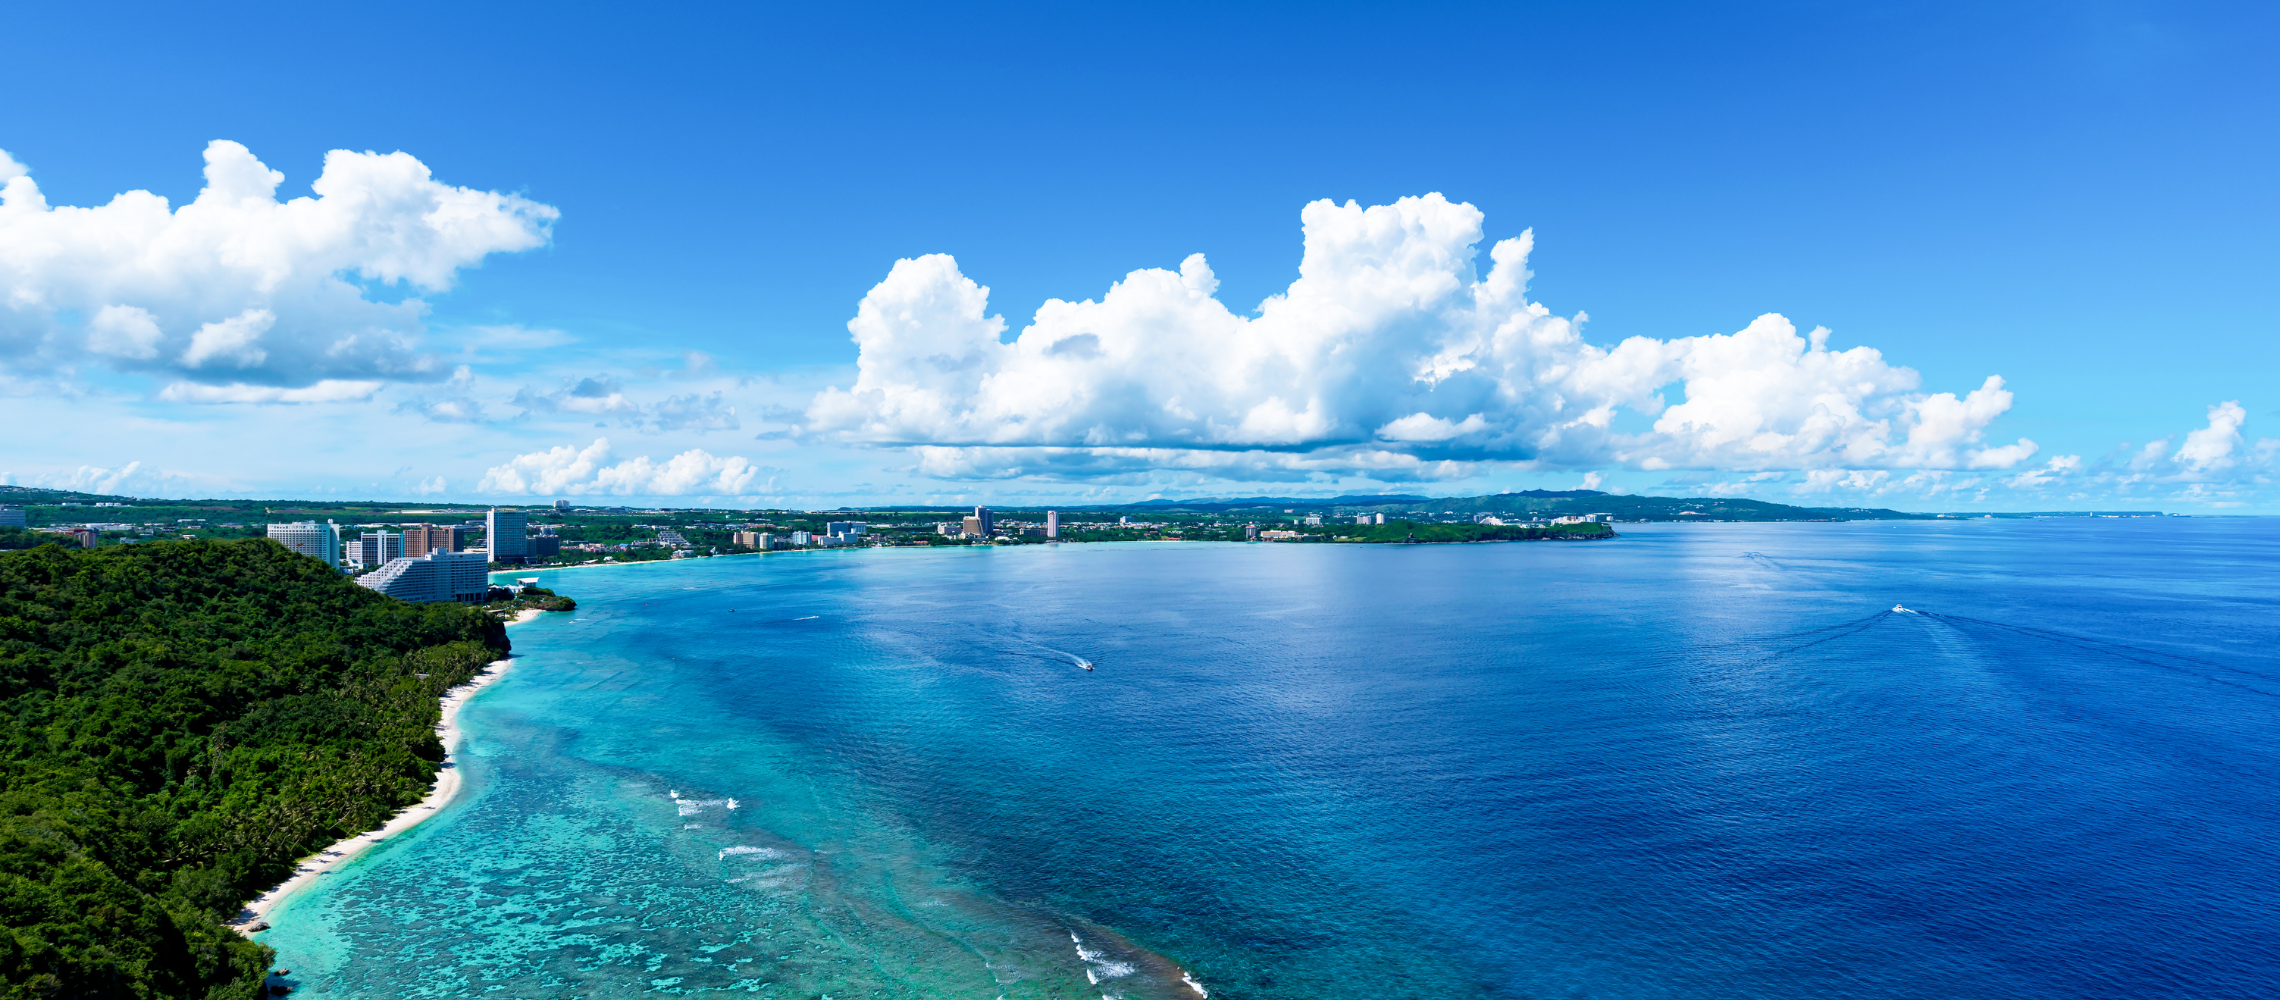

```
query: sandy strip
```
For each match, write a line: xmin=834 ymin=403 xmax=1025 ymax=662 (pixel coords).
xmin=506 ymin=552 xmax=765 ymax=574
xmin=229 ymin=613 xmax=541 ymax=929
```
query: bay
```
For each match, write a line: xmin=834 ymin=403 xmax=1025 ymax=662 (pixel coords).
xmin=259 ymin=520 xmax=2280 ymax=998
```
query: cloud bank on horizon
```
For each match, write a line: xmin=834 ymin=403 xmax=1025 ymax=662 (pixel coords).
xmin=0 ymin=140 xmax=556 ymax=400
xmin=475 ymin=438 xmax=767 ymax=497
xmin=806 ymin=194 xmax=2040 ymax=484
xmin=1 ymin=145 xmax=2268 ymax=507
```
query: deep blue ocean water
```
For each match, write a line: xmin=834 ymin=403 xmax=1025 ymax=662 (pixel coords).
xmin=260 ymin=520 xmax=2280 ymax=998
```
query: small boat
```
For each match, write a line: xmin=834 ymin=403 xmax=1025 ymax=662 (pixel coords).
xmin=1892 ymin=604 xmax=1913 ymax=613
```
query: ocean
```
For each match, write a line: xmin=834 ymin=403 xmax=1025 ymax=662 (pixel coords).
xmin=258 ymin=520 xmax=2280 ymax=998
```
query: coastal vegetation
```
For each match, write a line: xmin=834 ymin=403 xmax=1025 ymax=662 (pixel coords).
xmin=0 ymin=483 xmax=2169 ymax=569
xmin=0 ymin=538 xmax=508 ymax=998
xmin=486 ymin=586 xmax=577 ymax=617
xmin=1334 ymin=520 xmax=1613 ymax=542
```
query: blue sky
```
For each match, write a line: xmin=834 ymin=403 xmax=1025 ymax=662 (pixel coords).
xmin=2 ymin=1 xmax=2273 ymax=510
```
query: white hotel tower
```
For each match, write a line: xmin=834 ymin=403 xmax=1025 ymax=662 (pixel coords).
xmin=265 ymin=520 xmax=343 ymax=569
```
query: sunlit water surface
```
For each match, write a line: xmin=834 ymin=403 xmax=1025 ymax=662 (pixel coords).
xmin=261 ymin=520 xmax=2280 ymax=998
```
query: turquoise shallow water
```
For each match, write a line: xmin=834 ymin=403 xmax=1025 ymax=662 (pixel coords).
xmin=261 ymin=521 xmax=2280 ymax=998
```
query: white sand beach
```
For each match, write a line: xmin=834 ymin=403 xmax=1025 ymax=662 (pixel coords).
xmin=229 ymin=611 xmax=542 ymax=929
xmin=503 ymin=551 xmax=767 ymax=575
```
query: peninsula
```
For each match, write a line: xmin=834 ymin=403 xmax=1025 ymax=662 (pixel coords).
xmin=0 ymin=538 xmax=511 ymax=998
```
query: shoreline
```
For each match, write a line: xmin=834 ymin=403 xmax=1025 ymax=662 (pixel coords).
xmin=229 ymin=610 xmax=543 ymax=930
xmin=491 ymin=551 xmax=772 ymax=575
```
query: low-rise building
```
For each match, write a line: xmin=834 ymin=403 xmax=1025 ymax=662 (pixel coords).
xmin=657 ymin=530 xmax=691 ymax=548
xmin=0 ymin=507 xmax=25 ymax=529
xmin=1259 ymin=529 xmax=1303 ymax=540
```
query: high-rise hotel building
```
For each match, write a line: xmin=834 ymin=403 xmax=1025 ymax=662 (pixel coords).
xmin=266 ymin=521 xmax=343 ymax=569
xmin=486 ymin=508 xmax=528 ymax=563
xmin=403 ymin=524 xmax=464 ymax=557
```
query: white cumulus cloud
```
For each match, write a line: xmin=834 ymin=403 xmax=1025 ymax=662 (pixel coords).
xmin=2174 ymin=400 xmax=2247 ymax=473
xmin=807 ymin=193 xmax=2034 ymax=482
xmin=0 ymin=140 xmax=557 ymax=393
xmin=477 ymin=438 xmax=766 ymax=496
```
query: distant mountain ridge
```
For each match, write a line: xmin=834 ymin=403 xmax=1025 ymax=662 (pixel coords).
xmin=1057 ymin=492 xmax=1928 ymax=521
xmin=1129 ymin=493 xmax=1436 ymax=507
xmin=7 ymin=485 xmax=2163 ymax=521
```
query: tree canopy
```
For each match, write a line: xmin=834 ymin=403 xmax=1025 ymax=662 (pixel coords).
xmin=0 ymin=539 xmax=507 ymax=999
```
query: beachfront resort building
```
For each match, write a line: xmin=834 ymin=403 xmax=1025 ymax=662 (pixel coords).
xmin=266 ymin=521 xmax=343 ymax=569
xmin=1551 ymin=514 xmax=1615 ymax=525
xmin=350 ymin=531 xmax=404 ymax=571
xmin=356 ymin=550 xmax=492 ymax=603
xmin=1045 ymin=510 xmax=1059 ymax=538
xmin=403 ymin=524 xmax=464 ymax=557
xmin=973 ymin=506 xmax=994 ymax=535
xmin=487 ymin=508 xmax=529 ymax=563
xmin=733 ymin=530 xmax=789 ymax=550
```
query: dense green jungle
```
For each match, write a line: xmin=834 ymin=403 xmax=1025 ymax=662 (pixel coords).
xmin=0 ymin=538 xmax=507 ymax=999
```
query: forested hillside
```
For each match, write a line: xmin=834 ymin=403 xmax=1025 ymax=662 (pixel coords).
xmin=0 ymin=539 xmax=508 ymax=998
